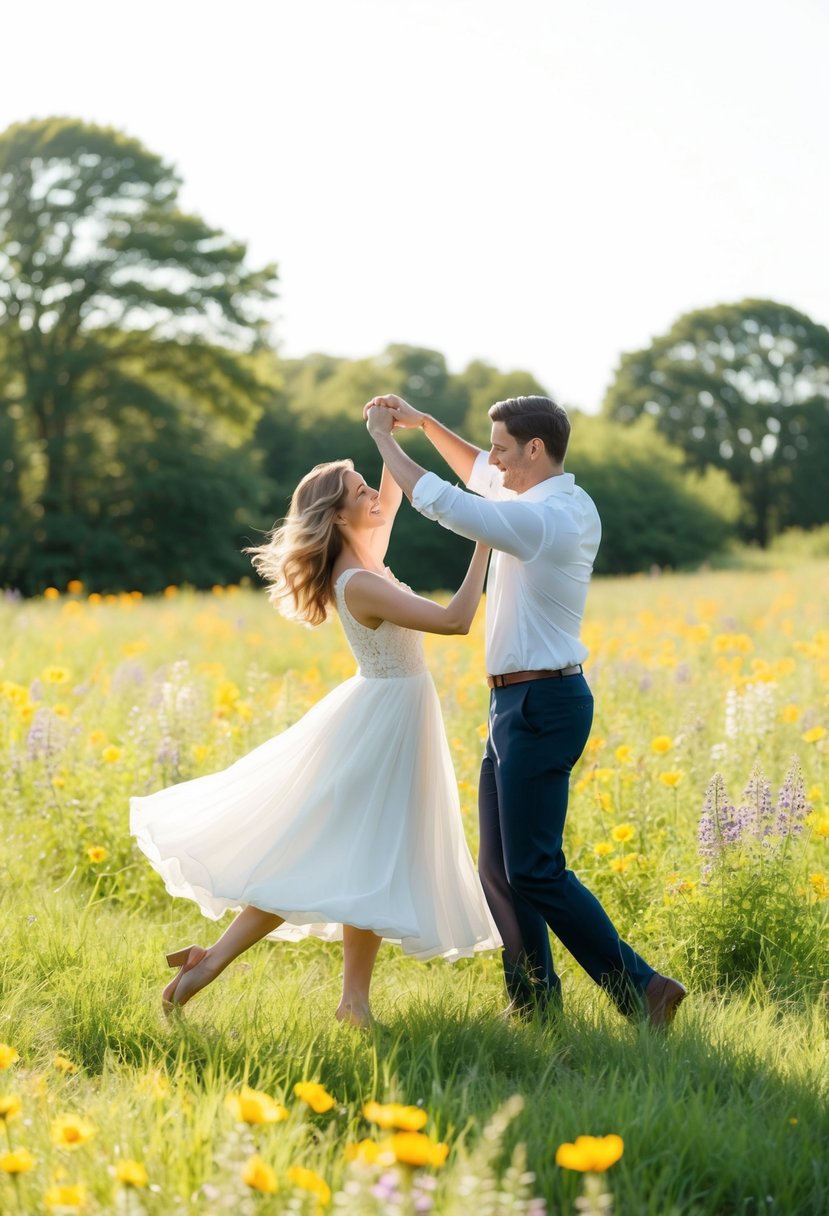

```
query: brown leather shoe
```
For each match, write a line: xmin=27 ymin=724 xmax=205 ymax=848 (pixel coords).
xmin=641 ymin=973 xmax=686 ymax=1030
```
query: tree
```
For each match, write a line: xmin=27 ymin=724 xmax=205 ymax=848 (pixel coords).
xmin=454 ymin=360 xmax=550 ymax=446
xmin=0 ymin=117 xmax=278 ymax=591
xmin=567 ymin=415 xmax=739 ymax=573
xmin=602 ymin=300 xmax=829 ymax=545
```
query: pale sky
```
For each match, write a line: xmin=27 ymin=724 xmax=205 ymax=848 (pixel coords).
xmin=4 ymin=0 xmax=828 ymax=412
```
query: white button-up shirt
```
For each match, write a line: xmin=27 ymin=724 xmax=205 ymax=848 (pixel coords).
xmin=411 ymin=450 xmax=601 ymax=675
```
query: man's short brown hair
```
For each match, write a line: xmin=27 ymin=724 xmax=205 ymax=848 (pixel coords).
xmin=488 ymin=396 xmax=570 ymax=465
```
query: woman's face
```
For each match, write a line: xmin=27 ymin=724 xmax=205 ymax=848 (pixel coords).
xmin=335 ymin=470 xmax=383 ymax=534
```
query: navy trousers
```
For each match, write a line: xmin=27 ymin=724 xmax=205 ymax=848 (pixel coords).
xmin=478 ymin=674 xmax=654 ymax=1014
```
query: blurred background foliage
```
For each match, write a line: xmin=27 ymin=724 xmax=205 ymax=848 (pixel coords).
xmin=2 ymin=118 xmax=828 ymax=594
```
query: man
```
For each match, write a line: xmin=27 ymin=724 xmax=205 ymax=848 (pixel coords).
xmin=364 ymin=393 xmax=686 ymax=1029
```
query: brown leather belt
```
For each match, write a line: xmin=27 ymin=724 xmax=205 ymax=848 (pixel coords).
xmin=486 ymin=665 xmax=583 ymax=688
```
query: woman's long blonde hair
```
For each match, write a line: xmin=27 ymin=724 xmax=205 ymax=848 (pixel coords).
xmin=246 ymin=459 xmax=353 ymax=626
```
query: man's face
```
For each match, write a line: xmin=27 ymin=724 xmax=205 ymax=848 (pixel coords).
xmin=487 ymin=421 xmax=535 ymax=493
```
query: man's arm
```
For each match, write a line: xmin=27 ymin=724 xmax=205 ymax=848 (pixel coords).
xmin=364 ymin=394 xmax=482 ymax=483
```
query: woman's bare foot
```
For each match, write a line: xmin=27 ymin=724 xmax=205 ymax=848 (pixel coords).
xmin=335 ymin=1001 xmax=372 ymax=1029
xmin=162 ymin=947 xmax=225 ymax=1015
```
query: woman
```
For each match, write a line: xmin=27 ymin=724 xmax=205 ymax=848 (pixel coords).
xmin=130 ymin=454 xmax=500 ymax=1027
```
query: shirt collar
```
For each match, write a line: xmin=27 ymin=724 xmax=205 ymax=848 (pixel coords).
xmin=518 ymin=472 xmax=575 ymax=502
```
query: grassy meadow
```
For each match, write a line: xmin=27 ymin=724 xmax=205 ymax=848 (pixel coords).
xmin=1 ymin=561 xmax=827 ymax=1215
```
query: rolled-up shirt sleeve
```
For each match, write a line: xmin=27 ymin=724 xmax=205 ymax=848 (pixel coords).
xmin=411 ymin=471 xmax=544 ymax=560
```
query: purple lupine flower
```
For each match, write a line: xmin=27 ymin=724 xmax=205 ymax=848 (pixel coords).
xmin=699 ymin=772 xmax=735 ymax=859
xmin=774 ymin=757 xmax=808 ymax=838
xmin=371 ymin=1172 xmax=403 ymax=1202
xmin=112 ymin=661 xmax=147 ymax=691
xmin=26 ymin=708 xmax=65 ymax=761
xmin=736 ymin=763 xmax=773 ymax=841
xmin=155 ymin=736 xmax=180 ymax=767
xmin=28 ymin=678 xmax=42 ymax=702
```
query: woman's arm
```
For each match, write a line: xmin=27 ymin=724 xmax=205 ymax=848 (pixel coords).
xmin=368 ymin=462 xmax=404 ymax=562
xmin=344 ymin=543 xmax=491 ymax=635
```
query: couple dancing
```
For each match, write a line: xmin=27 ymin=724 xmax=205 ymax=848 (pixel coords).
xmin=130 ymin=394 xmax=685 ymax=1030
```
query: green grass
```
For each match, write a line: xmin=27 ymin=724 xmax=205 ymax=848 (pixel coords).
xmin=1 ymin=563 xmax=828 ymax=1213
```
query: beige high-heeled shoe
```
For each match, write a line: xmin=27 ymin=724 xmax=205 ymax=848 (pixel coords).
xmin=161 ymin=945 xmax=207 ymax=1015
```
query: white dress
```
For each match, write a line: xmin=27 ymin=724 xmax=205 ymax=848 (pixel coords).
xmin=130 ymin=569 xmax=501 ymax=961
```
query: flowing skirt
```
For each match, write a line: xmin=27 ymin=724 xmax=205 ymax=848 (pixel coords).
xmin=130 ymin=670 xmax=501 ymax=961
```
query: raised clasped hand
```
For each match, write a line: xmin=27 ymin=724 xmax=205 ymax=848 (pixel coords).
xmin=365 ymin=403 xmax=395 ymax=436
xmin=362 ymin=394 xmax=424 ymax=429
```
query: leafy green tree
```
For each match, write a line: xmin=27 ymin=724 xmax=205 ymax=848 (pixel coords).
xmin=567 ymin=415 xmax=739 ymax=573
xmin=602 ymin=300 xmax=829 ymax=545
xmin=0 ymin=117 xmax=277 ymax=592
xmin=454 ymin=360 xmax=550 ymax=446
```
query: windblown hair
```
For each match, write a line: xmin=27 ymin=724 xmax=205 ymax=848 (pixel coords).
xmin=246 ymin=459 xmax=353 ymax=627
xmin=489 ymin=395 xmax=571 ymax=464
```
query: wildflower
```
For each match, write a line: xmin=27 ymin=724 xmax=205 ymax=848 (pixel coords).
xmin=586 ymin=736 xmax=606 ymax=754
xmin=802 ymin=726 xmax=826 ymax=744
xmin=44 ymin=586 xmax=61 ymax=600
xmin=0 ymin=1148 xmax=35 ymax=1174
xmin=191 ymin=744 xmax=210 ymax=764
xmin=287 ymin=1165 xmax=332 ymax=1204
xmin=809 ymin=873 xmax=829 ymax=901
xmin=163 ymin=586 xmax=178 ymax=598
xmin=780 ymin=704 xmax=800 ymax=723
xmin=45 ymin=1183 xmax=87 ymax=1209
xmin=808 ymin=814 xmax=829 ymax=839
xmin=650 ymin=735 xmax=673 ymax=754
xmin=0 ymin=1044 xmax=19 ymax=1069
xmin=101 ymin=746 xmax=122 ymax=764
xmin=0 ymin=1094 xmax=21 ymax=1122
xmin=242 ymin=1155 xmax=279 ymax=1193
xmin=114 ymin=1160 xmax=148 ymax=1187
xmin=42 ymin=666 xmax=71 ymax=684
xmin=593 ymin=842 xmax=613 ymax=857
xmin=380 ymin=1132 xmax=449 ymax=1168
xmin=363 ymin=1101 xmax=428 ymax=1131
xmin=86 ymin=730 xmax=107 ymax=747
xmin=346 ymin=1139 xmax=390 ymax=1165
xmin=659 ymin=771 xmax=683 ymax=788
xmin=67 ymin=580 xmax=84 ymax=595
xmin=614 ymin=745 xmax=633 ymax=764
xmin=54 ymin=1055 xmax=78 ymax=1074
xmin=807 ymin=784 xmax=823 ymax=804
xmin=611 ymin=824 xmax=634 ymax=843
xmin=556 ymin=1134 xmax=624 ymax=1172
xmin=50 ymin=1114 xmax=97 ymax=1148
xmin=225 ymin=1085 xmax=288 ymax=1125
xmin=86 ymin=847 xmax=108 ymax=864
xmin=774 ymin=758 xmax=808 ymax=838
xmin=597 ymin=792 xmax=613 ymax=812
xmin=610 ymin=855 xmax=635 ymax=874
xmin=294 ymin=1081 xmax=336 ymax=1114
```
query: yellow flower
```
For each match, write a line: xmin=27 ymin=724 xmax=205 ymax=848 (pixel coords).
xmin=614 ymin=745 xmax=633 ymax=764
xmin=0 ymin=1148 xmax=35 ymax=1174
xmin=42 ymin=666 xmax=71 ymax=684
xmin=242 ymin=1154 xmax=279 ymax=1193
xmin=593 ymin=842 xmax=613 ymax=857
xmin=87 ymin=593 xmax=102 ymax=606
xmin=101 ymin=746 xmax=122 ymax=764
xmin=45 ymin=1183 xmax=87 ymax=1209
xmin=611 ymin=824 xmax=635 ymax=843
xmin=44 ymin=586 xmax=61 ymax=600
xmin=650 ymin=735 xmax=673 ymax=754
xmin=54 ymin=1055 xmax=78 ymax=1074
xmin=294 ymin=1081 xmax=336 ymax=1114
xmin=809 ymin=814 xmax=829 ymax=839
xmin=86 ymin=730 xmax=107 ymax=747
xmin=163 ymin=585 xmax=178 ymax=598
xmin=115 ymin=1160 xmax=148 ymax=1187
xmin=586 ymin=736 xmax=606 ymax=755
xmin=363 ymin=1101 xmax=428 ymax=1131
xmin=225 ymin=1085 xmax=288 ymax=1125
xmin=191 ymin=744 xmax=211 ymax=764
xmin=809 ymin=873 xmax=829 ymax=901
xmin=610 ymin=855 xmax=635 ymax=875
xmin=67 ymin=580 xmax=84 ymax=595
xmin=0 ymin=1043 xmax=19 ymax=1069
xmin=597 ymin=792 xmax=613 ymax=813
xmin=556 ymin=1134 xmax=624 ymax=1172
xmin=287 ymin=1165 xmax=332 ymax=1204
xmin=86 ymin=847 xmax=108 ymax=864
xmin=50 ymin=1113 xmax=97 ymax=1148
xmin=658 ymin=771 xmax=684 ymax=788
xmin=0 ymin=1094 xmax=21 ymax=1122
xmin=380 ymin=1132 xmax=449 ymax=1168
xmin=807 ymin=784 xmax=823 ymax=804
xmin=781 ymin=704 xmax=801 ymax=723
xmin=802 ymin=726 xmax=826 ymax=744
xmin=345 ymin=1139 xmax=391 ymax=1165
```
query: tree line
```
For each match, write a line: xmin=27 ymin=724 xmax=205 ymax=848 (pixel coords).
xmin=1 ymin=118 xmax=827 ymax=596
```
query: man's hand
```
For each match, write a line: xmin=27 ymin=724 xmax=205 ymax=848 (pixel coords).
xmin=365 ymin=404 xmax=395 ymax=437
xmin=363 ymin=394 xmax=425 ymax=429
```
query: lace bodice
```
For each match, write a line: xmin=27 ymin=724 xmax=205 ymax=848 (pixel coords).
xmin=334 ymin=568 xmax=427 ymax=679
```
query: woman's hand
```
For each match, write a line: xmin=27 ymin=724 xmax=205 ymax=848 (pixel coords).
xmin=363 ymin=394 xmax=425 ymax=429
